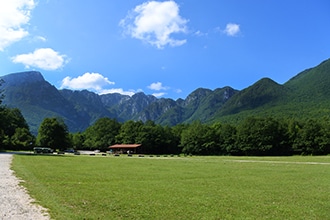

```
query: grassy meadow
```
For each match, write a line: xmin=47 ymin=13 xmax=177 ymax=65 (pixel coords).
xmin=12 ymin=154 xmax=330 ymax=219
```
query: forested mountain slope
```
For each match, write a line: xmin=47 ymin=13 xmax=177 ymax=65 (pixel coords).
xmin=1 ymin=58 xmax=329 ymax=133
xmin=1 ymin=72 xmax=88 ymax=133
xmin=209 ymin=58 xmax=330 ymax=123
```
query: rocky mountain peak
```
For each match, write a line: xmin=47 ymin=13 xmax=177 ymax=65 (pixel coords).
xmin=1 ymin=71 xmax=45 ymax=87
xmin=183 ymin=88 xmax=212 ymax=106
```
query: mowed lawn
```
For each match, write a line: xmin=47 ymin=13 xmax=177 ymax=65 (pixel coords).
xmin=12 ymin=155 xmax=330 ymax=219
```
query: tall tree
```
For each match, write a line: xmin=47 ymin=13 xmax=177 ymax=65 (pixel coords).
xmin=171 ymin=123 xmax=189 ymax=153
xmin=83 ymin=118 xmax=121 ymax=151
xmin=212 ymin=122 xmax=237 ymax=155
xmin=236 ymin=117 xmax=290 ymax=156
xmin=36 ymin=118 xmax=71 ymax=151
xmin=180 ymin=121 xmax=218 ymax=155
xmin=71 ymin=132 xmax=85 ymax=150
xmin=0 ymin=108 xmax=29 ymax=137
xmin=135 ymin=121 xmax=178 ymax=154
xmin=10 ymin=127 xmax=35 ymax=150
xmin=319 ymin=119 xmax=330 ymax=155
xmin=293 ymin=119 xmax=330 ymax=155
xmin=0 ymin=107 xmax=32 ymax=150
xmin=162 ymin=126 xmax=181 ymax=154
xmin=115 ymin=120 xmax=143 ymax=144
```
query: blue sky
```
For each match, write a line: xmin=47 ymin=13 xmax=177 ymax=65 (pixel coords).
xmin=1 ymin=0 xmax=329 ymax=99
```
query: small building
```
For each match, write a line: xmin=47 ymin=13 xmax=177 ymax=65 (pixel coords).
xmin=108 ymin=144 xmax=142 ymax=154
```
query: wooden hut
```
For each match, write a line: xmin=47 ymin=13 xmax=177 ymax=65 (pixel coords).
xmin=108 ymin=144 xmax=142 ymax=154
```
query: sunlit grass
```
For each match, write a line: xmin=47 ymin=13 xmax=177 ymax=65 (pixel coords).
xmin=12 ymin=155 xmax=330 ymax=219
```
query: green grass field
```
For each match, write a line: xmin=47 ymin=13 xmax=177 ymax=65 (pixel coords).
xmin=12 ymin=155 xmax=330 ymax=219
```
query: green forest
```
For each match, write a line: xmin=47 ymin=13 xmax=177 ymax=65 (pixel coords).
xmin=2 ymin=101 xmax=330 ymax=156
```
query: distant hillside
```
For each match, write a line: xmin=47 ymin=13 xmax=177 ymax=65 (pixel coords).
xmin=1 ymin=71 xmax=88 ymax=133
xmin=285 ymin=59 xmax=330 ymax=98
xmin=1 ymin=58 xmax=329 ymax=134
xmin=209 ymin=58 xmax=330 ymax=123
xmin=218 ymin=78 xmax=288 ymax=115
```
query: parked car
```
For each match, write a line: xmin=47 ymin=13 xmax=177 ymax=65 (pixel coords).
xmin=33 ymin=147 xmax=53 ymax=154
xmin=64 ymin=149 xmax=75 ymax=153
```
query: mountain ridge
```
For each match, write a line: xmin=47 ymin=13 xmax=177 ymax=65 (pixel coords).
xmin=1 ymin=58 xmax=329 ymax=134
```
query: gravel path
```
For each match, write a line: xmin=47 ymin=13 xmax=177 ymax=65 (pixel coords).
xmin=0 ymin=153 xmax=50 ymax=220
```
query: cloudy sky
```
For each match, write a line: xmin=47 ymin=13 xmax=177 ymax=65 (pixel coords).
xmin=1 ymin=0 xmax=329 ymax=99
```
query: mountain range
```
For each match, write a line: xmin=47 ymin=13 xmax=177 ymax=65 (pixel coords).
xmin=1 ymin=58 xmax=330 ymax=134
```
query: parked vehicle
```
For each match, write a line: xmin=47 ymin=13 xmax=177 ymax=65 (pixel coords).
xmin=33 ymin=147 xmax=53 ymax=154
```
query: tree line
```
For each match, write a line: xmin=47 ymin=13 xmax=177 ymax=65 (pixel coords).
xmin=1 ymin=101 xmax=330 ymax=155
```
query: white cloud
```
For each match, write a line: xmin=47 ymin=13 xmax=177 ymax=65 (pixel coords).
xmin=61 ymin=73 xmax=139 ymax=96
xmin=120 ymin=1 xmax=188 ymax=49
xmin=61 ymin=72 xmax=115 ymax=92
xmin=99 ymin=88 xmax=135 ymax=97
xmin=152 ymin=92 xmax=166 ymax=97
xmin=194 ymin=30 xmax=207 ymax=37
xmin=148 ymin=82 xmax=169 ymax=91
xmin=34 ymin=36 xmax=47 ymax=42
xmin=12 ymin=48 xmax=68 ymax=70
xmin=224 ymin=23 xmax=240 ymax=36
xmin=0 ymin=0 xmax=36 ymax=51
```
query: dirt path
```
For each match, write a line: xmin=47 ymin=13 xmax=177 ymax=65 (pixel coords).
xmin=0 ymin=153 xmax=50 ymax=220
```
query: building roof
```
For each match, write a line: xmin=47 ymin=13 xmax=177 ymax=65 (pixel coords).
xmin=109 ymin=144 xmax=141 ymax=149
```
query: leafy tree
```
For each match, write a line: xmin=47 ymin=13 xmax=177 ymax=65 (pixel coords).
xmin=135 ymin=121 xmax=160 ymax=154
xmin=318 ymin=119 xmax=330 ymax=155
xmin=0 ymin=108 xmax=29 ymax=137
xmin=135 ymin=121 xmax=177 ymax=154
xmin=162 ymin=126 xmax=181 ymax=154
xmin=71 ymin=132 xmax=85 ymax=150
xmin=83 ymin=118 xmax=121 ymax=151
xmin=36 ymin=118 xmax=71 ymax=151
xmin=10 ymin=127 xmax=35 ymax=150
xmin=0 ymin=107 xmax=32 ymax=150
xmin=180 ymin=121 xmax=218 ymax=155
xmin=212 ymin=122 xmax=237 ymax=155
xmin=171 ymin=123 xmax=189 ymax=153
xmin=236 ymin=117 xmax=290 ymax=156
xmin=292 ymin=119 xmax=329 ymax=155
xmin=286 ymin=118 xmax=301 ymax=151
xmin=0 ymin=127 xmax=7 ymax=150
xmin=115 ymin=120 xmax=143 ymax=144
